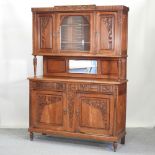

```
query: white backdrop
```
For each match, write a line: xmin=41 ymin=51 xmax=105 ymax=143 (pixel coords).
xmin=0 ymin=0 xmax=155 ymax=128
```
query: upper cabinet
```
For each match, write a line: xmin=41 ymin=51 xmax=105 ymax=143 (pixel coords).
xmin=32 ymin=5 xmax=129 ymax=57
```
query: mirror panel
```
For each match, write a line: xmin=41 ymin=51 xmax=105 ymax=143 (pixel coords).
xmin=69 ymin=60 xmax=97 ymax=74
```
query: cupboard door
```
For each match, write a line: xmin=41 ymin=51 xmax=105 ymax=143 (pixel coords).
xmin=30 ymin=91 xmax=67 ymax=131
xmin=75 ymin=93 xmax=114 ymax=135
xmin=56 ymin=13 xmax=94 ymax=53
xmin=96 ymin=12 xmax=117 ymax=56
xmin=33 ymin=13 xmax=55 ymax=55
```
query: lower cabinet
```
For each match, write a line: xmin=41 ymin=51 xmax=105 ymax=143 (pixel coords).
xmin=29 ymin=80 xmax=126 ymax=152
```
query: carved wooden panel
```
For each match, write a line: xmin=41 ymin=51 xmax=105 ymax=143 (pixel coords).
xmin=34 ymin=14 xmax=54 ymax=52
xmin=37 ymin=94 xmax=63 ymax=125
xmin=67 ymin=89 xmax=76 ymax=129
xmin=31 ymin=91 xmax=66 ymax=131
xmin=76 ymin=93 xmax=114 ymax=135
xmin=80 ymin=98 xmax=109 ymax=129
xmin=100 ymin=15 xmax=114 ymax=50
xmin=96 ymin=12 xmax=116 ymax=55
xmin=54 ymin=5 xmax=96 ymax=11
xmin=38 ymin=15 xmax=53 ymax=49
xmin=30 ymin=81 xmax=66 ymax=91
xmin=68 ymin=83 xmax=113 ymax=94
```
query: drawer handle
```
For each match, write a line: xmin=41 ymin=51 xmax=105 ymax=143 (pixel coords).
xmin=63 ymin=108 xmax=68 ymax=115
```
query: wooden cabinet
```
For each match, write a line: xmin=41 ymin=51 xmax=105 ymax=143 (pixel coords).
xmin=28 ymin=5 xmax=129 ymax=152
xmin=33 ymin=5 xmax=128 ymax=57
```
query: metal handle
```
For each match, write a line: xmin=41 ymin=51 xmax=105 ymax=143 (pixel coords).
xmin=63 ymin=108 xmax=68 ymax=115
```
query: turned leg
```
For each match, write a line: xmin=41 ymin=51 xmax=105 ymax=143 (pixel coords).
xmin=113 ymin=142 xmax=118 ymax=152
xmin=33 ymin=55 xmax=37 ymax=76
xmin=30 ymin=132 xmax=34 ymax=141
xmin=121 ymin=136 xmax=125 ymax=144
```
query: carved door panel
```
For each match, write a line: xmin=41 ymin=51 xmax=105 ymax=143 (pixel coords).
xmin=75 ymin=93 xmax=114 ymax=135
xmin=96 ymin=12 xmax=117 ymax=56
xmin=31 ymin=91 xmax=67 ymax=131
xmin=34 ymin=13 xmax=55 ymax=54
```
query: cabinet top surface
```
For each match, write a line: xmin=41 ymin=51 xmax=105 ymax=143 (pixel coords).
xmin=31 ymin=5 xmax=129 ymax=13
xmin=28 ymin=76 xmax=127 ymax=84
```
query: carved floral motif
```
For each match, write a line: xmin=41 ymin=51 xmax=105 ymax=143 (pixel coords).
xmin=102 ymin=16 xmax=114 ymax=49
xmin=37 ymin=94 xmax=62 ymax=105
xmin=68 ymin=83 xmax=113 ymax=94
xmin=67 ymin=91 xmax=75 ymax=128
xmin=54 ymin=5 xmax=96 ymax=11
xmin=40 ymin=16 xmax=52 ymax=49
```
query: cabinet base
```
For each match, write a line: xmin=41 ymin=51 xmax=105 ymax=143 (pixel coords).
xmin=28 ymin=128 xmax=126 ymax=152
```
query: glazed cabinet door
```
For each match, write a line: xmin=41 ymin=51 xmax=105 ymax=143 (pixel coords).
xmin=56 ymin=13 xmax=95 ymax=54
xmin=33 ymin=13 xmax=55 ymax=55
xmin=96 ymin=12 xmax=118 ymax=56
xmin=75 ymin=93 xmax=114 ymax=135
xmin=30 ymin=90 xmax=67 ymax=131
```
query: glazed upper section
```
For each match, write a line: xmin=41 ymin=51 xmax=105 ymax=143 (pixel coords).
xmin=32 ymin=5 xmax=129 ymax=57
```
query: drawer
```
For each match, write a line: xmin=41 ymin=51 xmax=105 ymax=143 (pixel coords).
xmin=68 ymin=83 xmax=114 ymax=94
xmin=30 ymin=81 xmax=66 ymax=91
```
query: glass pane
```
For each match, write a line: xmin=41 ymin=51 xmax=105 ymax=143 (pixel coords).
xmin=69 ymin=60 xmax=97 ymax=74
xmin=60 ymin=16 xmax=90 ymax=51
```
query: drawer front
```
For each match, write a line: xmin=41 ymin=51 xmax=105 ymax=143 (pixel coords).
xmin=68 ymin=83 xmax=114 ymax=94
xmin=30 ymin=81 xmax=114 ymax=94
xmin=30 ymin=81 xmax=66 ymax=91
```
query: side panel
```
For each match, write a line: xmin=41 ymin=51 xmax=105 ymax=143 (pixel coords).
xmin=116 ymin=83 xmax=127 ymax=135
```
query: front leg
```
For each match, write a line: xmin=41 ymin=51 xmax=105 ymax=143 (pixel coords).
xmin=121 ymin=136 xmax=125 ymax=144
xmin=113 ymin=142 xmax=118 ymax=152
xmin=30 ymin=132 xmax=34 ymax=141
